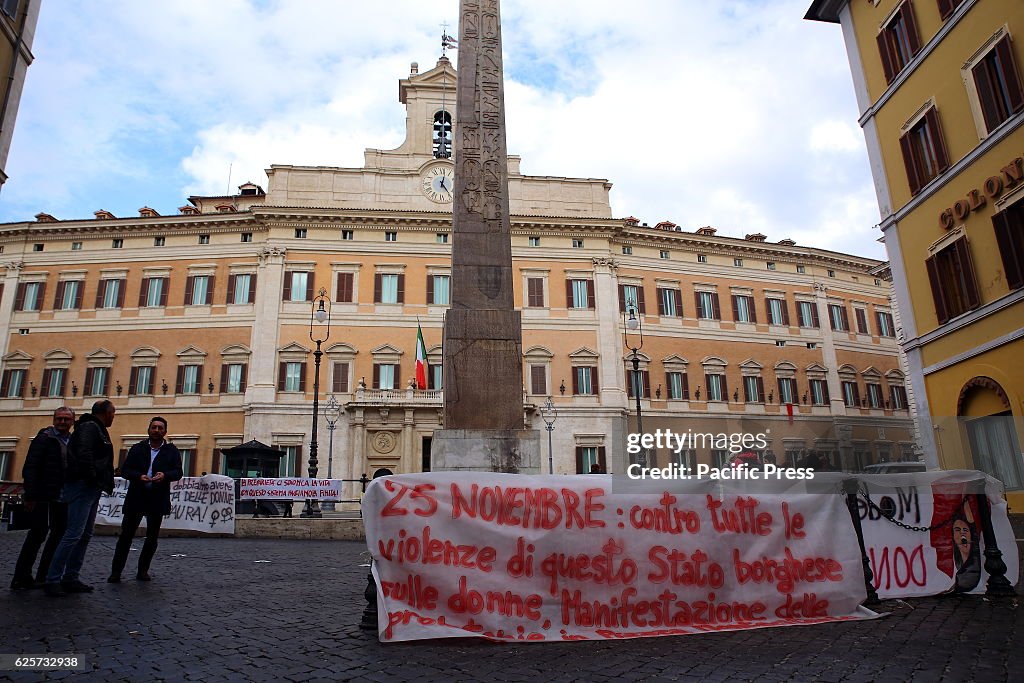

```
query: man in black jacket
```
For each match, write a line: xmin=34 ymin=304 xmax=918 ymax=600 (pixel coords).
xmin=10 ymin=407 xmax=74 ymax=590
xmin=44 ymin=400 xmax=116 ymax=596
xmin=108 ymin=416 xmax=182 ymax=582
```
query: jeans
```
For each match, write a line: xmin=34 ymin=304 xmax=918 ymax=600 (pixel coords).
xmin=111 ymin=509 xmax=164 ymax=577
xmin=12 ymin=501 xmax=68 ymax=583
xmin=45 ymin=481 xmax=102 ymax=584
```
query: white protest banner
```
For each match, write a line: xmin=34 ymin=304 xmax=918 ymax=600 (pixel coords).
xmin=854 ymin=470 xmax=1018 ymax=599
xmin=363 ymin=472 xmax=876 ymax=643
xmin=97 ymin=474 xmax=235 ymax=534
xmin=238 ymin=478 xmax=343 ymax=500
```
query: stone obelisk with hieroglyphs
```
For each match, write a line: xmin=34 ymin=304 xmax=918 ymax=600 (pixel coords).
xmin=431 ymin=0 xmax=540 ymax=473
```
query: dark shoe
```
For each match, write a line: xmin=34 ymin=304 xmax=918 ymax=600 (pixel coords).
xmin=43 ymin=583 xmax=66 ymax=597
xmin=10 ymin=577 xmax=34 ymax=591
xmin=135 ymin=572 xmax=152 ymax=582
xmin=61 ymin=580 xmax=94 ymax=593
xmin=106 ymin=575 xmax=121 ymax=583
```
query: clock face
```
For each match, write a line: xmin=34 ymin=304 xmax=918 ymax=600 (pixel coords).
xmin=421 ymin=166 xmax=454 ymax=203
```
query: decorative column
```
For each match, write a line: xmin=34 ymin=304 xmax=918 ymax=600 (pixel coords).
xmin=247 ymin=246 xmax=287 ymax=404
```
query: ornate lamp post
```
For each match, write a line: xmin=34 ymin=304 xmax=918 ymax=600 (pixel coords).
xmin=623 ymin=300 xmax=646 ymax=467
xmin=322 ymin=394 xmax=342 ymax=512
xmin=301 ymin=287 xmax=331 ymax=518
xmin=539 ymin=396 xmax=557 ymax=474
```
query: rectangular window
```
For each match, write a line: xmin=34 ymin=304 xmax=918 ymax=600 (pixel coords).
xmin=1 ymin=368 xmax=26 ymax=398
xmin=176 ymin=365 xmax=202 ymax=394
xmin=829 ymin=304 xmax=849 ymax=331
xmin=428 ymin=275 xmax=450 ymax=305
xmin=154 ymin=236 xmax=166 ymax=247
xmin=666 ymin=371 xmax=689 ymax=400
xmin=55 ymin=281 xmax=82 ymax=311
xmin=937 ymin=0 xmax=965 ymax=20
xmin=281 ymin=362 xmax=305 ymax=392
xmin=284 ymin=272 xmax=313 ymax=302
xmin=112 ymin=239 xmax=124 ymax=249
xmin=199 ymin=235 xmax=210 ymax=245
xmin=221 ymin=363 xmax=247 ymax=393
xmin=842 ymin=381 xmax=860 ymax=408
xmin=705 ymin=373 xmax=726 ymax=402
xmin=341 ymin=230 xmax=354 ymax=241
xmin=573 ymin=366 xmax=598 ymax=396
xmin=15 ymin=282 xmax=43 ymax=311
xmin=140 ymin=278 xmax=168 ymax=308
xmin=777 ymin=377 xmax=798 ymax=404
xmin=567 ymin=279 xmax=595 ymax=309
xmin=796 ymin=265 xmax=806 ymax=274
xmin=229 ymin=273 xmax=256 ymax=305
xmin=97 ymin=279 xmax=124 ymax=309
xmin=85 ymin=367 xmax=109 ymax=396
xmin=530 ymin=365 xmax=547 ymax=395
xmin=278 ymin=445 xmax=299 ymax=478
xmin=766 ymin=262 xmax=776 ymax=271
xmin=621 ymin=246 xmax=632 ymax=255
xmin=241 ymin=233 xmax=252 ymax=243
xmin=797 ymin=301 xmax=819 ymax=328
xmin=529 ymin=236 xmax=540 ymax=247
xmin=374 ymin=364 xmax=398 ymax=390
xmin=926 ymin=238 xmax=981 ymax=324
xmin=572 ymin=239 xmax=584 ymax=249
xmin=810 ymin=379 xmax=829 ymax=405
xmin=2 ymin=0 xmax=20 ymax=19
xmin=993 ymin=202 xmax=1024 ymax=291
xmin=877 ymin=2 xmax=921 ymax=83
xmin=657 ymin=288 xmax=682 ymax=317
xmin=618 ymin=284 xmax=646 ymax=314
xmin=890 ymin=385 xmax=908 ymax=410
xmin=331 ymin=362 xmax=350 ymax=393
xmin=40 ymin=368 xmax=66 ymax=397
xmin=295 ymin=229 xmax=307 ymax=239
xmin=697 ymin=254 xmax=708 ymax=263
xmin=867 ymin=383 xmax=884 ymax=409
xmin=429 ymin=364 xmax=443 ymax=390
xmin=385 ymin=231 xmax=398 ymax=242
xmin=973 ymin=35 xmax=1024 ymax=134
xmin=436 ymin=233 xmax=448 ymax=244
xmin=72 ymin=242 xmax=82 ymax=251
xmin=375 ymin=273 xmax=404 ymax=304
xmin=527 ymin=278 xmax=545 ymax=308
xmin=766 ymin=297 xmax=789 ymax=326
xmin=130 ymin=366 xmax=153 ymax=396
xmin=854 ymin=308 xmax=869 ymax=334
xmin=732 ymin=295 xmax=756 ymax=323
xmin=178 ymin=449 xmax=192 ymax=477
xmin=576 ymin=446 xmax=606 ymax=474
xmin=185 ymin=275 xmax=213 ymax=306
xmin=900 ymin=107 xmax=950 ymax=195
xmin=659 ymin=250 xmax=670 ymax=259
xmin=743 ymin=376 xmax=765 ymax=403
xmin=334 ymin=272 xmax=353 ymax=303
xmin=626 ymin=369 xmax=650 ymax=399
xmin=695 ymin=291 xmax=720 ymax=320
xmin=733 ymin=258 xmax=743 ymax=267
xmin=876 ymin=311 xmax=895 ymax=337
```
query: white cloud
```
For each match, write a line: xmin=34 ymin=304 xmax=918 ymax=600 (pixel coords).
xmin=2 ymin=0 xmax=885 ymax=259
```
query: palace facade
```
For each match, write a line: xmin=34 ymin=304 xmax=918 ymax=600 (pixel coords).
xmin=0 ymin=57 xmax=913 ymax=491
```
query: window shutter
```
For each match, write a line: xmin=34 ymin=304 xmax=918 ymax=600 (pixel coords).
xmin=175 ymin=366 xmax=185 ymax=394
xmin=778 ymin=378 xmax=786 ymax=403
xmin=877 ymin=30 xmax=896 ymax=84
xmin=811 ymin=303 xmax=820 ymax=328
xmin=531 ymin=365 xmax=546 ymax=395
xmin=247 ymin=274 xmax=257 ymax=304
xmin=711 ymin=293 xmax=721 ymax=320
xmin=853 ymin=384 xmax=861 ymax=407
xmin=372 ymin=364 xmax=380 ymax=390
xmin=205 ymin=276 xmax=215 ymax=305
xmin=840 ymin=306 xmax=849 ymax=331
xmin=598 ymin=447 xmax=607 ymax=471
xmin=73 ymin=282 xmax=83 ymax=309
xmin=565 ymin=279 xmax=575 ymax=308
xmin=993 ymin=211 xmax=1023 ymax=290
xmin=722 ymin=375 xmax=729 ymax=401
xmin=575 ymin=447 xmax=584 ymax=474
xmin=955 ymin=238 xmax=982 ymax=311
xmin=299 ymin=362 xmax=307 ymax=393
xmin=924 ymin=108 xmax=950 ymax=174
xmin=397 ymin=274 xmax=405 ymax=304
xmin=239 ymin=364 xmax=247 ymax=392
xmin=900 ymin=132 xmax=922 ymax=195
xmin=195 ymin=366 xmax=203 ymax=393
xmin=36 ymin=282 xmax=46 ymax=311
xmin=116 ymin=280 xmax=125 ymax=308
xmin=283 ymin=272 xmax=292 ymax=302
xmin=226 ymin=275 xmax=236 ymax=305
xmin=937 ymin=0 xmax=954 ymax=19
xmin=704 ymin=374 xmax=711 ymax=400
xmin=996 ymin=36 xmax=1024 ymax=115
xmin=84 ymin=368 xmax=94 ymax=395
xmin=618 ymin=284 xmax=626 ymax=312
xmin=277 ymin=362 xmax=286 ymax=392
xmin=427 ymin=275 xmax=434 ymax=305
xmin=974 ymin=54 xmax=1001 ymax=132
xmin=681 ymin=373 xmax=689 ymax=399
xmin=748 ymin=297 xmax=757 ymax=323
xmin=53 ymin=281 xmax=64 ymax=309
xmin=14 ymin=283 xmax=26 ymax=311
xmin=694 ymin=292 xmax=702 ymax=317
xmin=744 ymin=378 xmax=752 ymax=403
xmin=337 ymin=272 xmax=353 ymax=303
xmin=756 ymin=377 xmax=765 ymax=402
xmin=333 ymin=362 xmax=349 ymax=393
xmin=856 ymin=308 xmax=868 ymax=334
xmin=292 ymin=446 xmax=302 ymax=477
xmin=641 ymin=371 xmax=650 ymax=398
xmin=586 ymin=280 xmax=595 ymax=309
xmin=95 ymin=281 xmax=105 ymax=308
xmin=731 ymin=295 xmax=739 ymax=321
xmin=393 ymin=364 xmax=400 ymax=389
xmin=184 ymin=276 xmax=195 ymax=306
xmin=40 ymin=368 xmax=51 ymax=396
xmin=138 ymin=279 xmax=148 ymax=307
xmin=305 ymin=273 xmax=314 ymax=301
xmin=592 ymin=369 xmax=599 ymax=394
xmin=636 ymin=286 xmax=646 ymax=314
xmin=129 ymin=367 xmax=139 ymax=395
xmin=657 ymin=289 xmax=666 ymax=316
xmin=220 ymin=365 xmax=229 ymax=393
xmin=781 ymin=300 xmax=790 ymax=325
xmin=374 ymin=274 xmax=382 ymax=303
xmin=159 ymin=278 xmax=168 ymax=306
xmin=674 ymin=290 xmax=683 ymax=317
xmin=0 ymin=370 xmax=9 ymax=397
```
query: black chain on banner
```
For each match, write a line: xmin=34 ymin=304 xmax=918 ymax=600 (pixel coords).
xmin=859 ymin=490 xmax=968 ymax=533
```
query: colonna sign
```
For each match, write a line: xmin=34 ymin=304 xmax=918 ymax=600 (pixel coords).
xmin=938 ymin=155 xmax=1023 ymax=229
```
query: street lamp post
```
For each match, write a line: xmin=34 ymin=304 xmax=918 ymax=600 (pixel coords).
xmin=301 ymin=287 xmax=331 ymax=519
xmin=623 ymin=300 xmax=647 ymax=468
xmin=322 ymin=394 xmax=342 ymax=512
xmin=539 ymin=396 xmax=557 ymax=474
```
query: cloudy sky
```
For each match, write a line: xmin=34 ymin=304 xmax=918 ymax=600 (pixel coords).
xmin=0 ymin=0 xmax=885 ymax=259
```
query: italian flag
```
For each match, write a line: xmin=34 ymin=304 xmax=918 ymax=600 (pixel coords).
xmin=415 ymin=322 xmax=427 ymax=390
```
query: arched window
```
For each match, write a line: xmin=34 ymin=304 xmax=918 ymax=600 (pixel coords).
xmin=433 ymin=110 xmax=452 ymax=159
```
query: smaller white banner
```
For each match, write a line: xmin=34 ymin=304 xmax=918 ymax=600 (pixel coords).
xmin=238 ymin=478 xmax=343 ymax=501
xmin=97 ymin=474 xmax=235 ymax=534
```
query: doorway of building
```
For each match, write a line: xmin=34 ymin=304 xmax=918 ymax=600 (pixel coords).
xmin=422 ymin=437 xmax=432 ymax=472
xmin=967 ymin=410 xmax=1023 ymax=490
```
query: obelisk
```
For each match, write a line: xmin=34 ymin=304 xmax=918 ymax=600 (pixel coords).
xmin=432 ymin=0 xmax=540 ymax=473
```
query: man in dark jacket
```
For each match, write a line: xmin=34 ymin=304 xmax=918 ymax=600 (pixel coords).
xmin=108 ymin=416 xmax=182 ymax=582
xmin=10 ymin=407 xmax=74 ymax=590
xmin=44 ymin=400 xmax=116 ymax=596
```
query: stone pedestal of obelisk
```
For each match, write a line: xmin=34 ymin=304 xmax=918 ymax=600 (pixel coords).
xmin=431 ymin=0 xmax=540 ymax=473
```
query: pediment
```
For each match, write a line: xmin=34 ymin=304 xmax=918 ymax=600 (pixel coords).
xmin=2 ymin=350 xmax=33 ymax=362
xmin=44 ymin=348 xmax=74 ymax=361
xmin=86 ymin=348 xmax=116 ymax=361
xmin=774 ymin=361 xmax=798 ymax=372
xmin=524 ymin=346 xmax=554 ymax=359
xmin=568 ymin=347 xmax=599 ymax=359
xmin=221 ymin=344 xmax=252 ymax=356
xmin=861 ymin=366 xmax=882 ymax=379
xmin=805 ymin=363 xmax=828 ymax=374
xmin=176 ymin=345 xmax=208 ymax=358
xmin=371 ymin=344 xmax=403 ymax=356
xmin=130 ymin=346 xmax=160 ymax=360
xmin=662 ymin=355 xmax=688 ymax=365
xmin=739 ymin=359 xmax=763 ymax=370
xmin=277 ymin=342 xmax=310 ymax=354
xmin=702 ymin=356 xmax=727 ymax=366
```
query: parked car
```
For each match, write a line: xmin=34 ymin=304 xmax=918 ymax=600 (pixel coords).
xmin=863 ymin=462 xmax=927 ymax=474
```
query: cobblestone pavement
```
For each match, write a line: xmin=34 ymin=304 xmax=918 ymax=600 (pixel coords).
xmin=1 ymin=532 xmax=1022 ymax=682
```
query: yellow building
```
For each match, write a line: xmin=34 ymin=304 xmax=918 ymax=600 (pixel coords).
xmin=0 ymin=0 xmax=40 ymax=191
xmin=0 ymin=57 xmax=913 ymax=491
xmin=807 ymin=0 xmax=1024 ymax=506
